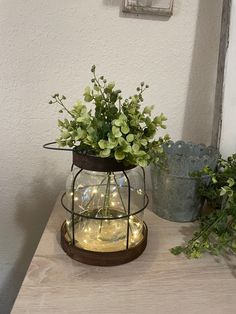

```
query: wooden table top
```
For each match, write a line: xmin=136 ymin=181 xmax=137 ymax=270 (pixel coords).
xmin=12 ymin=195 xmax=236 ymax=314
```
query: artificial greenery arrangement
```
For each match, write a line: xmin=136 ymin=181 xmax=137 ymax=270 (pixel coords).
xmin=171 ymin=154 xmax=236 ymax=258
xmin=49 ymin=65 xmax=170 ymax=167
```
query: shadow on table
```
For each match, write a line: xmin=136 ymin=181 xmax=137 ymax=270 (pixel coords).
xmin=214 ymin=253 xmax=236 ymax=279
xmin=1 ymin=169 xmax=64 ymax=313
xmin=175 ymin=222 xmax=236 ymax=279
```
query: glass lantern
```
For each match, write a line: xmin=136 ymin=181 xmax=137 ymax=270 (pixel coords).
xmin=60 ymin=150 xmax=149 ymax=266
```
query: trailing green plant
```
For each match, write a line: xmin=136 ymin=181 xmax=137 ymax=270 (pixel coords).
xmin=49 ymin=65 xmax=170 ymax=167
xmin=171 ymin=154 xmax=236 ymax=258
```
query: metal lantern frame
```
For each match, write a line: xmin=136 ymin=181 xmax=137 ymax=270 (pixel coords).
xmin=44 ymin=142 xmax=149 ymax=266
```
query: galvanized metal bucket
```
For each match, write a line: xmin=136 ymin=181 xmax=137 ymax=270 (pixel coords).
xmin=151 ymin=141 xmax=219 ymax=222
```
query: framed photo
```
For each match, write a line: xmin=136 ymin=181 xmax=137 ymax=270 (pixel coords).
xmin=122 ymin=0 xmax=174 ymax=17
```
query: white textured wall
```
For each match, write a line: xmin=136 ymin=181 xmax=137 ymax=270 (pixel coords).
xmin=220 ymin=1 xmax=236 ymax=157
xmin=0 ymin=0 xmax=222 ymax=312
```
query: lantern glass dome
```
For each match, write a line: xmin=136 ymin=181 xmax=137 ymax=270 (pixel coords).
xmin=64 ymin=167 xmax=146 ymax=253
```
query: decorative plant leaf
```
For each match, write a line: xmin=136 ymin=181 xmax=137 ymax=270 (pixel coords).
xmin=171 ymin=154 xmax=236 ymax=258
xmin=49 ymin=65 xmax=170 ymax=167
xmin=115 ymin=149 xmax=125 ymax=161
xmin=126 ymin=134 xmax=134 ymax=143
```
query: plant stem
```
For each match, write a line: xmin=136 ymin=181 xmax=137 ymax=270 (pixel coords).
xmin=93 ymin=73 xmax=107 ymax=103
xmin=55 ymin=97 xmax=74 ymax=118
xmin=189 ymin=209 xmax=227 ymax=245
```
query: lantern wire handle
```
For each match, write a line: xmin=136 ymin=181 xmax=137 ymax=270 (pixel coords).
xmin=43 ymin=141 xmax=73 ymax=152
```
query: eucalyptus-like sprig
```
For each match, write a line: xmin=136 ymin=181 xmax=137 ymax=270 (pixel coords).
xmin=49 ymin=65 xmax=170 ymax=167
xmin=171 ymin=154 xmax=236 ymax=258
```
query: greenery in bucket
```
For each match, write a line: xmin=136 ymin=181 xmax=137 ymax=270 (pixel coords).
xmin=49 ymin=65 xmax=170 ymax=167
xmin=171 ymin=154 xmax=236 ymax=258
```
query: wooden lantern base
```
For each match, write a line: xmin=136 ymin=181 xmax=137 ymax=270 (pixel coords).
xmin=60 ymin=221 xmax=148 ymax=266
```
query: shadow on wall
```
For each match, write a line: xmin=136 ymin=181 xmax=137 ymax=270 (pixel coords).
xmin=0 ymin=167 xmax=65 ymax=313
xmin=182 ymin=0 xmax=223 ymax=145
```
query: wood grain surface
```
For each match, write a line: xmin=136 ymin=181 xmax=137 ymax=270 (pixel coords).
xmin=12 ymin=195 xmax=236 ymax=314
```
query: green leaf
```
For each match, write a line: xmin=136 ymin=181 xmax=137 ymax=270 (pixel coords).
xmin=108 ymin=135 xmax=118 ymax=147
xmin=66 ymin=139 xmax=73 ymax=147
xmin=131 ymin=96 xmax=138 ymax=104
xmin=119 ymin=114 xmax=127 ymax=122
xmin=121 ymin=124 xmax=130 ymax=134
xmin=231 ymin=240 xmax=236 ymax=251
xmin=126 ymin=134 xmax=134 ymax=143
xmin=145 ymin=116 xmax=152 ymax=126
xmin=86 ymin=127 xmax=93 ymax=134
xmin=58 ymin=119 xmax=64 ymax=127
xmin=140 ymin=139 xmax=148 ymax=146
xmin=76 ymin=128 xmax=87 ymax=140
xmin=77 ymin=113 xmax=91 ymax=124
xmin=170 ymin=246 xmax=183 ymax=255
xmin=211 ymin=176 xmax=217 ymax=184
xmin=61 ymin=131 xmax=70 ymax=139
xmin=64 ymin=119 xmax=69 ymax=127
xmin=117 ymin=138 xmax=131 ymax=153
xmin=137 ymin=158 xmax=148 ymax=167
xmin=113 ymin=119 xmax=122 ymax=127
xmin=107 ymin=82 xmax=115 ymax=90
xmin=220 ymin=187 xmax=227 ymax=196
xmin=220 ymin=186 xmax=233 ymax=197
xmin=99 ymin=148 xmax=111 ymax=158
xmin=83 ymin=86 xmax=91 ymax=96
xmin=115 ymin=149 xmax=125 ymax=161
xmin=132 ymin=143 xmax=140 ymax=153
xmin=227 ymin=178 xmax=235 ymax=187
xmin=112 ymin=126 xmax=122 ymax=138
xmin=98 ymin=139 xmax=107 ymax=149
xmin=123 ymin=145 xmax=132 ymax=153
xmin=143 ymin=106 xmax=154 ymax=115
xmin=56 ymin=139 xmax=66 ymax=147
xmin=110 ymin=92 xmax=118 ymax=103
xmin=94 ymin=84 xmax=99 ymax=92
xmin=153 ymin=113 xmax=167 ymax=125
xmin=136 ymin=150 xmax=146 ymax=157
xmin=84 ymin=95 xmax=93 ymax=102
xmin=118 ymin=137 xmax=127 ymax=146
xmin=74 ymin=101 xmax=84 ymax=111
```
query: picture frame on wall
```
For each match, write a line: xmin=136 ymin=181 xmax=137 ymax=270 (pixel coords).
xmin=122 ymin=0 xmax=174 ymax=17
